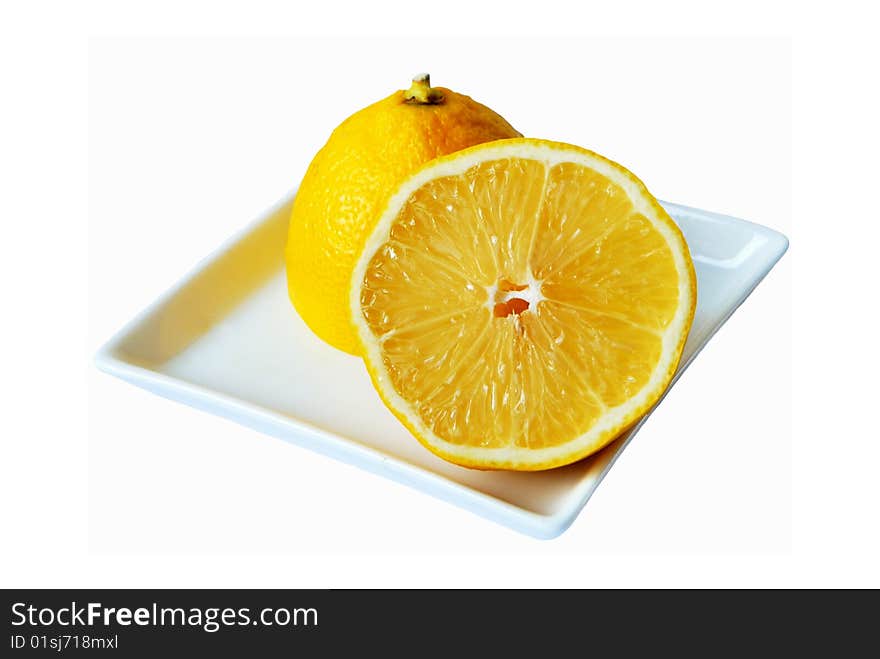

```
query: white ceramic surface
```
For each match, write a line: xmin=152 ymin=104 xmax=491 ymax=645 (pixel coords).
xmin=95 ymin=191 xmax=788 ymax=539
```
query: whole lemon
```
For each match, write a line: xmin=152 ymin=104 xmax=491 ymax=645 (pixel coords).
xmin=286 ymin=74 xmax=521 ymax=354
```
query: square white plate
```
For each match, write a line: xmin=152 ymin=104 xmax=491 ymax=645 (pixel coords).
xmin=95 ymin=190 xmax=788 ymax=539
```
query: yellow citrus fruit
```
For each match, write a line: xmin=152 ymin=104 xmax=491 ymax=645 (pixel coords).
xmin=351 ymin=138 xmax=696 ymax=471
xmin=286 ymin=74 xmax=520 ymax=354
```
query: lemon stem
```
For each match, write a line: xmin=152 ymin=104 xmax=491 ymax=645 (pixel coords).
xmin=404 ymin=73 xmax=444 ymax=104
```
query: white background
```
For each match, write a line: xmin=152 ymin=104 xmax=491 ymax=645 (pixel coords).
xmin=87 ymin=37 xmax=791 ymax=555
xmin=2 ymin=1 xmax=878 ymax=587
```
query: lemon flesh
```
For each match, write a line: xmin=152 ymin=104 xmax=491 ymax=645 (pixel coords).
xmin=352 ymin=138 xmax=696 ymax=471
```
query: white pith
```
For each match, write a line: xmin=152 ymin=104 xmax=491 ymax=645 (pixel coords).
xmin=484 ymin=272 xmax=545 ymax=313
xmin=350 ymin=140 xmax=694 ymax=467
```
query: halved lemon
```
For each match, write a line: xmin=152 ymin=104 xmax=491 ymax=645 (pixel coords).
xmin=350 ymin=138 xmax=696 ymax=470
